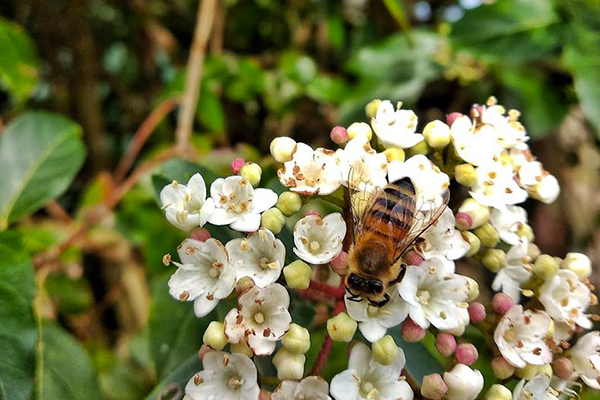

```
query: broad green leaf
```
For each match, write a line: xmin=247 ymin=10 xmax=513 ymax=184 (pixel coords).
xmin=326 ymin=14 xmax=346 ymax=50
xmin=306 ymin=74 xmax=350 ymax=105
xmin=197 ymin=85 xmax=225 ymax=133
xmin=279 ymin=52 xmax=318 ymax=86
xmin=144 ymin=354 xmax=201 ymax=400
xmin=0 ymin=234 xmax=37 ymax=400
xmin=0 ymin=112 xmax=86 ymax=230
xmin=389 ymin=328 xmax=444 ymax=385
xmin=0 ymin=18 xmax=39 ymax=103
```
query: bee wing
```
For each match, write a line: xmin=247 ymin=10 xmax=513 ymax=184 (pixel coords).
xmin=348 ymin=166 xmax=386 ymax=244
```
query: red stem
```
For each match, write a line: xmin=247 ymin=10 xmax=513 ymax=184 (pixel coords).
xmin=308 ymin=279 xmax=346 ymax=299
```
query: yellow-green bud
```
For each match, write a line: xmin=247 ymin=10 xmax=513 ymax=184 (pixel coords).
xmin=407 ymin=140 xmax=430 ymax=156
xmin=230 ymin=341 xmax=253 ymax=357
xmin=261 ymin=208 xmax=285 ymax=234
xmin=463 ymin=231 xmax=481 ymax=257
xmin=484 ymin=384 xmax=512 ymax=400
xmin=347 ymin=122 xmax=372 ymax=141
xmin=465 ymin=277 xmax=480 ymax=302
xmin=561 ymin=252 xmax=592 ymax=279
xmin=276 ymin=192 xmax=303 ymax=217
xmin=528 ymin=243 xmax=541 ymax=260
xmin=423 ymin=120 xmax=451 ymax=149
xmin=281 ymin=323 xmax=311 ymax=354
xmin=283 ymin=260 xmax=312 ymax=290
xmin=327 ymin=312 xmax=357 ymax=342
xmin=272 ymin=348 xmax=305 ymax=380
xmin=455 ymin=164 xmax=477 ymax=187
xmin=270 ymin=137 xmax=297 ymax=163
xmin=516 ymin=223 xmax=535 ymax=242
xmin=515 ymin=364 xmax=540 ymax=380
xmin=533 ymin=254 xmax=559 ymax=280
xmin=474 ymin=223 xmax=500 ymax=248
xmin=383 ymin=147 xmax=406 ymax=163
xmin=365 ymin=99 xmax=382 ymax=119
xmin=240 ymin=162 xmax=262 ymax=187
xmin=372 ymin=335 xmax=399 ymax=365
xmin=458 ymin=198 xmax=490 ymax=229
xmin=538 ymin=363 xmax=552 ymax=377
xmin=203 ymin=321 xmax=227 ymax=350
xmin=482 ymin=249 xmax=507 ymax=273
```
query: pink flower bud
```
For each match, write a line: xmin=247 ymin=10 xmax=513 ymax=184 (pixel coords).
xmin=491 ymin=356 xmax=515 ymax=380
xmin=331 ymin=251 xmax=349 ymax=276
xmin=405 ymin=251 xmax=424 ymax=266
xmin=230 ymin=158 xmax=246 ymax=175
xmin=468 ymin=302 xmax=486 ymax=323
xmin=455 ymin=212 xmax=473 ymax=231
xmin=446 ymin=112 xmax=462 ymax=127
xmin=304 ymin=210 xmax=321 ymax=217
xmin=191 ymin=227 xmax=211 ymax=242
xmin=401 ymin=318 xmax=426 ymax=342
xmin=259 ymin=389 xmax=272 ymax=400
xmin=435 ymin=333 xmax=457 ymax=357
xmin=421 ymin=373 xmax=448 ymax=400
xmin=330 ymin=126 xmax=349 ymax=145
xmin=455 ymin=343 xmax=478 ymax=365
xmin=198 ymin=344 xmax=213 ymax=362
xmin=492 ymin=293 xmax=514 ymax=315
xmin=553 ymin=357 xmax=574 ymax=380
xmin=470 ymin=105 xmax=484 ymax=119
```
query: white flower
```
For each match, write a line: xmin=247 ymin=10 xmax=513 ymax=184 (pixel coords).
xmin=417 ymin=208 xmax=470 ymax=260
xmin=492 ymin=238 xmax=533 ymax=302
xmin=568 ymin=331 xmax=600 ymax=389
xmin=469 ymin=161 xmax=528 ymax=211
xmin=277 ymin=143 xmax=342 ymax=195
xmin=397 ymin=256 xmax=470 ymax=330
xmin=293 ymin=213 xmax=346 ymax=264
xmin=272 ymin=376 xmax=331 ymax=400
xmin=224 ymin=283 xmax=291 ymax=356
xmin=336 ymin=134 xmax=388 ymax=192
xmin=226 ymin=229 xmax=285 ymax=287
xmin=450 ymin=114 xmax=503 ymax=167
xmin=513 ymin=374 xmax=558 ymax=400
xmin=494 ymin=305 xmax=553 ymax=368
xmin=539 ymin=269 xmax=592 ymax=330
xmin=482 ymin=104 xmax=528 ymax=150
xmin=443 ymin=363 xmax=484 ymax=400
xmin=388 ymin=155 xmax=450 ymax=210
xmin=168 ymin=238 xmax=235 ymax=317
xmin=490 ymin=205 xmax=527 ymax=245
xmin=209 ymin=176 xmax=277 ymax=232
xmin=517 ymin=159 xmax=560 ymax=204
xmin=160 ymin=173 xmax=215 ymax=231
xmin=330 ymin=342 xmax=413 ymax=400
xmin=184 ymin=351 xmax=259 ymax=400
xmin=562 ymin=252 xmax=592 ymax=279
xmin=345 ymin=287 xmax=409 ymax=342
xmin=371 ymin=100 xmax=423 ymax=149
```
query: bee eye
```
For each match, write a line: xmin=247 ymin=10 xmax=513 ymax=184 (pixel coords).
xmin=347 ymin=273 xmax=363 ymax=289
xmin=366 ymin=280 xmax=384 ymax=294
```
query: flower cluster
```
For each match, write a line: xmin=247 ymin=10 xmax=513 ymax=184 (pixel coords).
xmin=159 ymin=97 xmax=598 ymax=400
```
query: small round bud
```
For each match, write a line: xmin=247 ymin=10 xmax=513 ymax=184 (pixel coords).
xmin=515 ymin=364 xmax=540 ymax=380
xmin=259 ymin=390 xmax=272 ymax=400
xmin=423 ymin=120 xmax=451 ymax=149
xmin=446 ymin=112 xmax=463 ymax=126
xmin=482 ymin=249 xmax=507 ymax=273
xmin=553 ymin=357 xmax=574 ymax=380
xmin=471 ymin=105 xmax=484 ymax=119
xmin=327 ymin=312 xmax=357 ymax=342
xmin=191 ymin=227 xmax=211 ymax=242
xmin=365 ymin=99 xmax=382 ymax=119
xmin=528 ymin=243 xmax=541 ymax=260
xmin=372 ymin=335 xmax=399 ymax=365
xmin=463 ymin=231 xmax=481 ymax=257
xmin=236 ymin=276 xmax=256 ymax=295
xmin=468 ymin=302 xmax=486 ymax=323
xmin=270 ymin=137 xmax=297 ymax=163
xmin=474 ymin=223 xmax=500 ymax=248
xmin=421 ymin=373 xmax=448 ymax=400
xmin=347 ymin=122 xmax=372 ymax=141
xmin=562 ymin=252 xmax=592 ymax=279
xmin=261 ymin=208 xmax=285 ymax=234
xmin=230 ymin=341 xmax=254 ymax=357
xmin=230 ymin=158 xmax=245 ymax=175
xmin=484 ymin=384 xmax=512 ymax=400
xmin=407 ymin=140 xmax=430 ymax=156
xmin=491 ymin=356 xmax=514 ymax=380
xmin=455 ymin=343 xmax=478 ymax=365
xmin=465 ymin=277 xmax=480 ymax=301
xmin=283 ymin=260 xmax=312 ymax=290
xmin=272 ymin=348 xmax=305 ymax=380
xmin=405 ymin=251 xmax=424 ymax=266
xmin=455 ymin=164 xmax=477 ymax=187
xmin=203 ymin=321 xmax=227 ymax=350
xmin=516 ymin=223 xmax=535 ymax=242
xmin=330 ymin=126 xmax=349 ymax=146
xmin=198 ymin=344 xmax=213 ymax=362
xmin=383 ymin=147 xmax=406 ymax=162
xmin=281 ymin=323 xmax=311 ymax=354
xmin=455 ymin=212 xmax=473 ymax=231
xmin=331 ymin=251 xmax=349 ymax=276
xmin=538 ymin=363 xmax=552 ymax=377
xmin=435 ymin=333 xmax=457 ymax=357
xmin=401 ymin=318 xmax=426 ymax=342
xmin=492 ymin=293 xmax=514 ymax=315
xmin=304 ymin=209 xmax=320 ymax=217
xmin=458 ymin=199 xmax=490 ymax=229
xmin=276 ymin=192 xmax=302 ymax=217
xmin=240 ymin=162 xmax=262 ymax=187
xmin=533 ymin=254 xmax=559 ymax=280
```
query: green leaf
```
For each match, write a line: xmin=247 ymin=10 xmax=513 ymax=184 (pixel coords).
xmin=306 ymin=74 xmax=350 ymax=105
xmin=0 ymin=112 xmax=86 ymax=230
xmin=389 ymin=328 xmax=444 ymax=385
xmin=279 ymin=52 xmax=318 ymax=86
xmin=326 ymin=14 xmax=346 ymax=50
xmin=0 ymin=234 xmax=37 ymax=400
xmin=197 ymin=85 xmax=225 ymax=133
xmin=144 ymin=354 xmax=201 ymax=400
xmin=0 ymin=18 xmax=39 ymax=103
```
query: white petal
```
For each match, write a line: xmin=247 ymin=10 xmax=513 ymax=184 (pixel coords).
xmin=209 ymin=208 xmax=238 ymax=225
xmin=251 ymin=188 xmax=278 ymax=213
xmin=193 ymin=295 xmax=219 ymax=317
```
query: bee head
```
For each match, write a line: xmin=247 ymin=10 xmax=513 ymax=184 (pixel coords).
xmin=346 ymin=273 xmax=384 ymax=295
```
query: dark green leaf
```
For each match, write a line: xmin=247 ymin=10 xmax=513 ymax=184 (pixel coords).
xmin=144 ymin=354 xmax=201 ymax=400
xmin=389 ymin=327 xmax=444 ymax=385
xmin=306 ymin=74 xmax=350 ymax=105
xmin=279 ymin=52 xmax=317 ymax=86
xmin=0 ymin=18 xmax=39 ymax=103
xmin=197 ymin=85 xmax=225 ymax=133
xmin=326 ymin=14 xmax=346 ymax=50
xmin=0 ymin=112 xmax=86 ymax=230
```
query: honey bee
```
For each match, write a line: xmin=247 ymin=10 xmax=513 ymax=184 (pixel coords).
xmin=345 ymin=177 xmax=449 ymax=307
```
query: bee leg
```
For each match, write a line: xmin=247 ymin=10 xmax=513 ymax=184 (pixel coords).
xmin=371 ymin=293 xmax=390 ymax=307
xmin=389 ymin=263 xmax=407 ymax=285
xmin=345 ymin=286 xmax=363 ymax=302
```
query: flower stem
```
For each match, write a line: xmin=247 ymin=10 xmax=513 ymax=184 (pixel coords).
xmin=308 ymin=279 xmax=346 ymax=299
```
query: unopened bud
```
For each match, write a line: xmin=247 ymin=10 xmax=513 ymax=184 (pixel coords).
xmin=198 ymin=344 xmax=213 ymax=362
xmin=407 ymin=140 xmax=430 ymax=156
xmin=203 ymin=321 xmax=227 ymax=350
xmin=383 ymin=147 xmax=406 ymax=162
xmin=463 ymin=231 xmax=481 ymax=257
xmin=455 ymin=343 xmax=478 ymax=365
xmin=347 ymin=122 xmax=372 ymax=141
xmin=423 ymin=120 xmax=451 ymax=149
xmin=465 ymin=277 xmax=480 ymax=301
xmin=283 ymin=260 xmax=312 ymax=290
xmin=331 ymin=251 xmax=349 ymax=276
xmin=372 ymin=335 xmax=399 ymax=365
xmin=236 ymin=276 xmax=256 ymax=295
xmin=446 ymin=112 xmax=463 ymax=126
xmin=516 ymin=223 xmax=535 ymax=242
xmin=492 ymin=293 xmax=514 ymax=315
xmin=327 ymin=312 xmax=357 ymax=342
xmin=491 ymin=356 xmax=514 ymax=380
xmin=458 ymin=199 xmax=490 ymax=229
xmin=259 ymin=390 xmax=272 ymax=400
xmin=270 ymin=137 xmax=297 ymax=163
xmin=484 ymin=384 xmax=512 ymax=400
xmin=281 ymin=323 xmax=311 ymax=354
xmin=230 ymin=341 xmax=254 ymax=357
xmin=468 ymin=302 xmax=486 ymax=323
xmin=482 ymin=249 xmax=506 ymax=273
xmin=533 ymin=254 xmax=559 ymax=280
xmin=240 ymin=162 xmax=262 ymax=187
xmin=553 ymin=357 xmax=574 ymax=380
xmin=474 ymin=223 xmax=499 ymax=248
xmin=191 ymin=227 xmax=211 ymax=242
xmin=455 ymin=164 xmax=477 ymax=187
xmin=261 ymin=208 xmax=285 ymax=234
xmin=421 ymin=373 xmax=448 ymax=400
xmin=528 ymin=243 xmax=541 ymax=260
xmin=455 ymin=212 xmax=473 ymax=231
xmin=330 ymin=126 xmax=349 ymax=146
xmin=405 ymin=251 xmax=424 ymax=266
xmin=276 ymin=191 xmax=302 ymax=217
xmin=562 ymin=252 xmax=592 ymax=279
xmin=401 ymin=318 xmax=426 ymax=342
xmin=365 ymin=99 xmax=382 ymax=119
xmin=515 ymin=364 xmax=540 ymax=380
xmin=272 ymin=348 xmax=305 ymax=380
xmin=435 ymin=333 xmax=457 ymax=357
xmin=230 ymin=158 xmax=245 ymax=175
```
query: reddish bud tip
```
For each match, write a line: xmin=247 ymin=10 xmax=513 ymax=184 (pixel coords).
xmin=191 ymin=228 xmax=211 ymax=242
xmin=455 ymin=343 xmax=478 ymax=366
xmin=470 ymin=105 xmax=484 ymax=119
xmin=330 ymin=126 xmax=349 ymax=145
xmin=405 ymin=251 xmax=424 ymax=266
xmin=455 ymin=212 xmax=473 ymax=231
xmin=304 ymin=210 xmax=321 ymax=217
xmin=401 ymin=318 xmax=426 ymax=342
xmin=230 ymin=158 xmax=246 ymax=175
xmin=492 ymin=293 xmax=514 ymax=315
xmin=491 ymin=356 xmax=515 ymax=380
xmin=446 ymin=112 xmax=463 ymax=127
xmin=435 ymin=333 xmax=457 ymax=357
xmin=553 ymin=357 xmax=574 ymax=380
xmin=331 ymin=251 xmax=349 ymax=276
xmin=468 ymin=302 xmax=486 ymax=323
xmin=198 ymin=344 xmax=213 ymax=362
